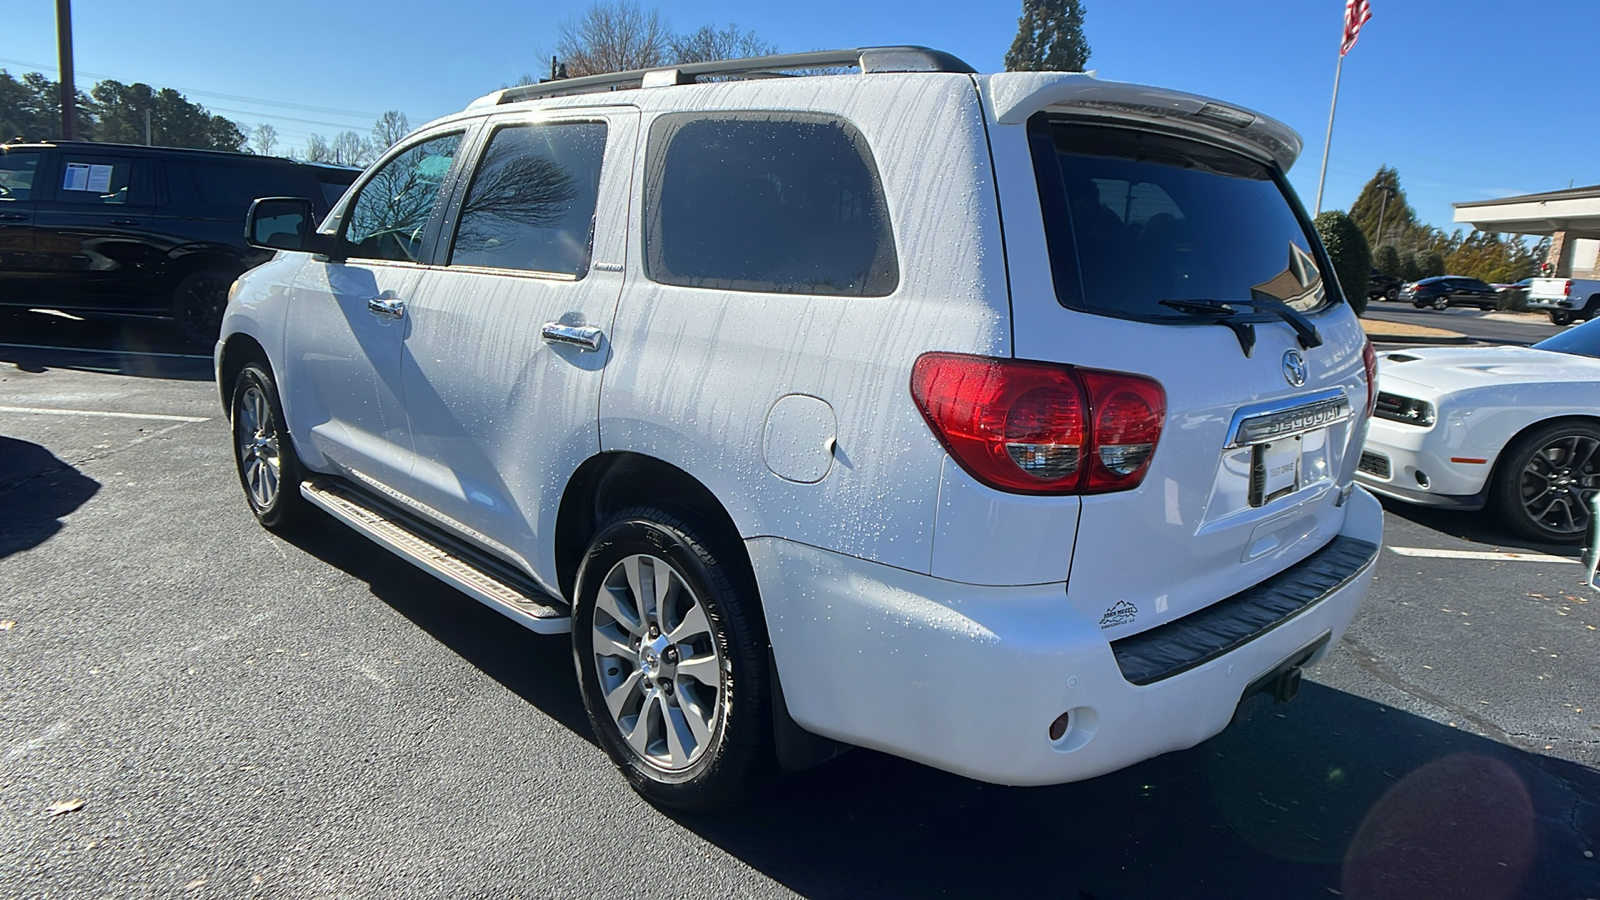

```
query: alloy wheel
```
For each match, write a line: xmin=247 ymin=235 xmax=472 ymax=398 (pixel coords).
xmin=236 ymin=384 xmax=282 ymax=510
xmin=590 ymin=553 xmax=724 ymax=772
xmin=1519 ymin=434 xmax=1600 ymax=538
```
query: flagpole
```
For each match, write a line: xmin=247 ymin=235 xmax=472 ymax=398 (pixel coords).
xmin=1313 ymin=50 xmax=1343 ymax=216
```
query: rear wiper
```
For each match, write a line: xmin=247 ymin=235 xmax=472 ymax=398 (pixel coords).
xmin=1158 ymin=295 xmax=1323 ymax=357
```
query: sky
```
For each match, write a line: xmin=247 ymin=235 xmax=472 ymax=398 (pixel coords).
xmin=5 ymin=0 xmax=1597 ymax=232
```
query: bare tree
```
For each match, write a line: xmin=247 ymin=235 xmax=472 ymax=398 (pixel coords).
xmin=249 ymin=123 xmax=278 ymax=156
xmin=554 ymin=1 xmax=672 ymax=76
xmin=331 ymin=130 xmax=375 ymax=167
xmin=670 ymin=23 xmax=776 ymax=64
xmin=371 ymin=110 xmax=411 ymax=151
xmin=303 ymin=133 xmax=334 ymax=163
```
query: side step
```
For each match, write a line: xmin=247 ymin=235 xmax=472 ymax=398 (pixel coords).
xmin=301 ymin=479 xmax=571 ymax=634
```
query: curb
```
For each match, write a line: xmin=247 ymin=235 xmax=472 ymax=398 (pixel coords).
xmin=1365 ymin=332 xmax=1475 ymax=345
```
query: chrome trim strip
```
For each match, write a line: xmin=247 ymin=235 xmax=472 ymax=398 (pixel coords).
xmin=1225 ymin=388 xmax=1352 ymax=449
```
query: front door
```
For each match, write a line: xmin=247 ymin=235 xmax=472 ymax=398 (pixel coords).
xmin=281 ymin=130 xmax=468 ymax=490
xmin=395 ymin=110 xmax=635 ymax=586
xmin=0 ymin=148 xmax=43 ymax=305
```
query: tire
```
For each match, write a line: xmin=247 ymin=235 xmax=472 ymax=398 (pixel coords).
xmin=172 ymin=268 xmax=237 ymax=346
xmin=231 ymin=362 xmax=308 ymax=531
xmin=1490 ymin=420 xmax=1600 ymax=544
xmin=572 ymin=506 xmax=773 ymax=811
xmin=1480 ymin=303 xmax=1495 ymax=311
xmin=1385 ymin=286 xmax=1399 ymax=302
xmin=1431 ymin=296 xmax=1449 ymax=310
xmin=1550 ymin=311 xmax=1573 ymax=326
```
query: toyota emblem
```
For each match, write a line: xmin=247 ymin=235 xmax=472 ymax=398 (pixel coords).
xmin=1282 ymin=349 xmax=1309 ymax=387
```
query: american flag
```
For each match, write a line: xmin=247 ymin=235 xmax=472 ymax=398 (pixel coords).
xmin=1341 ymin=0 xmax=1373 ymax=56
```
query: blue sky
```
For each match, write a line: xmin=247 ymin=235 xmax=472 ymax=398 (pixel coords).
xmin=5 ymin=0 xmax=1595 ymax=231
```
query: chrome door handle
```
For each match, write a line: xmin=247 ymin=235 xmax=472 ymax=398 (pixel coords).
xmin=367 ymin=295 xmax=405 ymax=319
xmin=0 ymin=213 xmax=28 ymax=221
xmin=540 ymin=322 xmax=603 ymax=352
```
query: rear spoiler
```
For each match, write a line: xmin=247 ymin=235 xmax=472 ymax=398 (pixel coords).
xmin=984 ymin=72 xmax=1303 ymax=172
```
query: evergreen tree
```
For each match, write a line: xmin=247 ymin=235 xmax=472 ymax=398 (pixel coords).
xmin=1314 ymin=210 xmax=1372 ymax=315
xmin=1419 ymin=250 xmax=1446 ymax=279
xmin=1399 ymin=250 xmax=1423 ymax=283
xmin=1348 ymin=166 xmax=1418 ymax=250
xmin=1005 ymin=0 xmax=1090 ymax=72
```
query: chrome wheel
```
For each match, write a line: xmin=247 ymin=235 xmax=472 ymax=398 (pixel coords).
xmin=590 ymin=553 xmax=724 ymax=772
xmin=235 ymin=384 xmax=282 ymax=511
xmin=1519 ymin=434 xmax=1600 ymax=538
xmin=1431 ymin=296 xmax=1449 ymax=310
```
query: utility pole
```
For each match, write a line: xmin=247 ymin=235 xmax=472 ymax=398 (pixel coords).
xmin=56 ymin=0 xmax=76 ymax=140
xmin=1374 ymin=188 xmax=1389 ymax=249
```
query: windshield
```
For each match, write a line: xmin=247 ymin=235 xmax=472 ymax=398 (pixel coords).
xmin=1030 ymin=117 xmax=1329 ymax=320
xmin=1533 ymin=317 xmax=1600 ymax=359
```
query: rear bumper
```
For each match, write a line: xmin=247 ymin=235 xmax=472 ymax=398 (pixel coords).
xmin=752 ymin=487 xmax=1382 ymax=786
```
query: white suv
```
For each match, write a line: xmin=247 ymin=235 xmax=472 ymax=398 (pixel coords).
xmin=219 ymin=47 xmax=1383 ymax=809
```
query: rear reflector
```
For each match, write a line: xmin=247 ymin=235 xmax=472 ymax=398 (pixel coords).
xmin=910 ymin=353 xmax=1165 ymax=495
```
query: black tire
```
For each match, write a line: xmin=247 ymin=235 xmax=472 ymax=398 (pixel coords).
xmin=172 ymin=268 xmax=237 ymax=346
xmin=1550 ymin=310 xmax=1573 ymax=326
xmin=1480 ymin=303 xmax=1495 ymax=311
xmin=572 ymin=506 xmax=773 ymax=810
xmin=230 ymin=362 xmax=308 ymax=531
xmin=1431 ymin=296 xmax=1449 ymax=310
xmin=1490 ymin=420 xmax=1600 ymax=544
xmin=1385 ymin=286 xmax=1399 ymax=302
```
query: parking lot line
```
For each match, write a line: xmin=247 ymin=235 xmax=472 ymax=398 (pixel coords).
xmin=1388 ymin=546 xmax=1579 ymax=565
xmin=0 ymin=342 xmax=213 ymax=361
xmin=0 ymin=405 xmax=211 ymax=423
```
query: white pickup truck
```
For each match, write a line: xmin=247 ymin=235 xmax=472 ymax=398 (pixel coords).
xmin=1527 ymin=277 xmax=1600 ymax=325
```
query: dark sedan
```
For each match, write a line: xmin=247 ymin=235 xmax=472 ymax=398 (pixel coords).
xmin=1400 ymin=276 xmax=1499 ymax=311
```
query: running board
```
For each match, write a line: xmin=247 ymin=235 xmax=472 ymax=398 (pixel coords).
xmin=300 ymin=480 xmax=571 ymax=634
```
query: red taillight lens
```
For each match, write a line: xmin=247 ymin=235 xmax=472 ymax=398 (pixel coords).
xmin=1361 ymin=338 xmax=1378 ymax=416
xmin=910 ymin=353 xmax=1164 ymax=495
xmin=1565 ymin=280 xmax=1574 ymax=296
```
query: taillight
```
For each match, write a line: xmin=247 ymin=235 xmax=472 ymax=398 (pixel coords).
xmin=1565 ymin=279 xmax=1574 ymax=297
xmin=1361 ymin=338 xmax=1378 ymax=416
xmin=910 ymin=353 xmax=1165 ymax=495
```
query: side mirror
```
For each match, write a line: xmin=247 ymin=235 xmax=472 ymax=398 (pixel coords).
xmin=1585 ymin=494 xmax=1599 ymax=592
xmin=246 ymin=197 xmax=332 ymax=255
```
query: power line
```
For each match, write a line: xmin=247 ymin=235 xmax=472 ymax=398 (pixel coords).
xmin=0 ymin=55 xmax=383 ymax=119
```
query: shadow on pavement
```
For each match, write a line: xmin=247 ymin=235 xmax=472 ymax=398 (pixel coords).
xmin=0 ymin=435 xmax=101 ymax=559
xmin=0 ymin=309 xmax=213 ymax=381
xmin=1378 ymin=495 xmax=1584 ymax=558
xmin=681 ymin=683 xmax=1600 ymax=899
xmin=273 ymin=507 xmax=1600 ymax=899
xmin=278 ymin=512 xmax=595 ymax=742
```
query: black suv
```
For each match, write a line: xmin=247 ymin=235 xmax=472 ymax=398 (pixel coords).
xmin=0 ymin=141 xmax=357 ymax=342
xmin=1400 ymin=275 xmax=1499 ymax=311
xmin=1367 ymin=269 xmax=1401 ymax=302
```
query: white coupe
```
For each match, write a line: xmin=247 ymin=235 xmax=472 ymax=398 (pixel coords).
xmin=1357 ymin=318 xmax=1600 ymax=543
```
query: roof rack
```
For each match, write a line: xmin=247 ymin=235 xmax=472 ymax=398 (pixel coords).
xmin=469 ymin=46 xmax=975 ymax=108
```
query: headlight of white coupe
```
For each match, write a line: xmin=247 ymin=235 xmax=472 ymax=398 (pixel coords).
xmin=1373 ymin=392 xmax=1436 ymax=426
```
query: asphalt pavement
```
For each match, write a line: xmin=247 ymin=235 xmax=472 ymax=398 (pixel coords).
xmin=1363 ymin=302 xmax=1567 ymax=346
xmin=2 ymin=315 xmax=1597 ymax=899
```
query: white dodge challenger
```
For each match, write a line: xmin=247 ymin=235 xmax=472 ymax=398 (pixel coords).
xmin=1357 ymin=318 xmax=1600 ymax=544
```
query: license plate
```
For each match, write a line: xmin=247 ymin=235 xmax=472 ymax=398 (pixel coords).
xmin=1251 ymin=438 xmax=1299 ymax=507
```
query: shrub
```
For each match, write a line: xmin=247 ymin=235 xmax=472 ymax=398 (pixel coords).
xmin=1314 ymin=211 xmax=1373 ymax=316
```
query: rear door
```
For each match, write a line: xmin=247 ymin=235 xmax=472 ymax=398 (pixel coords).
xmin=1001 ymin=115 xmax=1370 ymax=637
xmin=392 ymin=109 xmax=633 ymax=585
xmin=31 ymin=149 xmax=164 ymax=311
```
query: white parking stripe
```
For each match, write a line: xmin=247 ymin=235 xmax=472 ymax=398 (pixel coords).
xmin=0 ymin=342 xmax=213 ymax=361
xmin=0 ymin=406 xmax=211 ymax=423
xmin=1388 ymin=546 xmax=1579 ymax=565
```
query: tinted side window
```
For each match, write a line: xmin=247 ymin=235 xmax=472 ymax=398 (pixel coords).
xmin=343 ymin=133 xmax=463 ymax=263
xmin=190 ymin=162 xmax=311 ymax=215
xmin=644 ymin=112 xmax=898 ymax=296
xmin=56 ymin=156 xmax=143 ymax=205
xmin=0 ymin=151 xmax=42 ymax=201
xmin=450 ymin=121 xmax=607 ymax=277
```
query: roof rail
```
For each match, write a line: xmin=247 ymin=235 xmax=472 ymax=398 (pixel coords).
xmin=469 ymin=46 xmax=975 ymax=108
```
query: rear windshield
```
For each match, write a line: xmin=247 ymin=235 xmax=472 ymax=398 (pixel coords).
xmin=1029 ymin=117 xmax=1330 ymax=320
